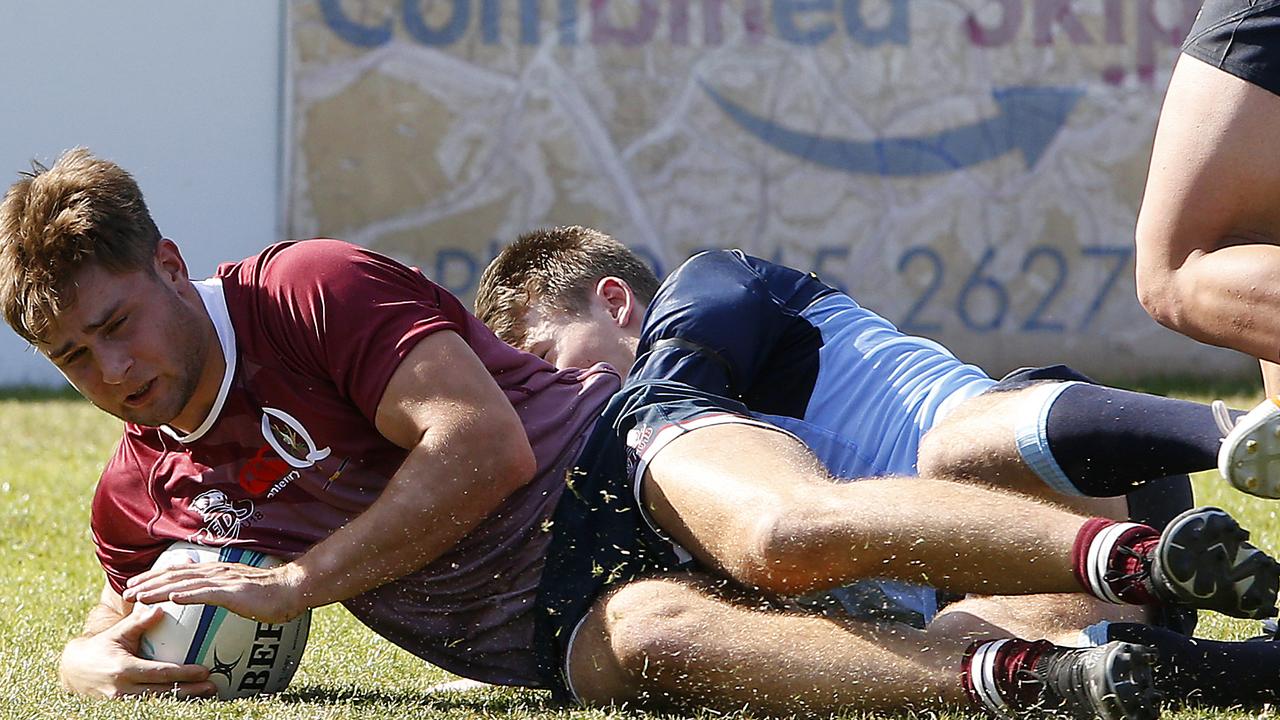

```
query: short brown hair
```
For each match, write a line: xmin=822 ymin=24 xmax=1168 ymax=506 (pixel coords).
xmin=475 ymin=226 xmax=660 ymax=346
xmin=0 ymin=148 xmax=161 ymax=344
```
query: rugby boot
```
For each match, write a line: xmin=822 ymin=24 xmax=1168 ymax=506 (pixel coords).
xmin=1214 ymin=397 xmax=1280 ymax=499
xmin=1112 ymin=507 xmax=1280 ymax=619
xmin=1021 ymin=641 xmax=1161 ymax=720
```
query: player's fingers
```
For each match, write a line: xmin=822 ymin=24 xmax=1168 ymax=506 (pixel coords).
xmin=124 ymin=560 xmax=210 ymax=587
xmin=125 ymin=660 xmax=211 ymax=685
xmin=126 ymin=576 xmax=232 ymax=605
xmin=128 ymin=680 xmax=218 ymax=699
xmin=112 ymin=603 xmax=165 ymax=644
xmin=168 ymin=587 xmax=273 ymax=620
xmin=126 ymin=563 xmax=213 ymax=585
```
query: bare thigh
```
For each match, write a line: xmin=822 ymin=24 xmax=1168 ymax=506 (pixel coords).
xmin=918 ymin=386 xmax=1128 ymax=517
xmin=566 ymin=572 xmax=969 ymax=715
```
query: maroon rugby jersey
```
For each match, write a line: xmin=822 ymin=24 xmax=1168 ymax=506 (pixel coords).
xmin=90 ymin=239 xmax=620 ymax=685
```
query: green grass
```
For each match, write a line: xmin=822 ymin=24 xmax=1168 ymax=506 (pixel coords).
xmin=0 ymin=388 xmax=1275 ymax=719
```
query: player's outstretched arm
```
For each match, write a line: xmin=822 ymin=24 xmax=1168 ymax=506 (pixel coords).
xmin=123 ymin=330 xmax=537 ymax=621
xmin=1136 ymin=54 xmax=1280 ymax=367
xmin=59 ymin=580 xmax=213 ymax=699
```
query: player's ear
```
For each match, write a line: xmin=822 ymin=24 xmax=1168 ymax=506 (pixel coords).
xmin=153 ymin=238 xmax=191 ymax=285
xmin=595 ymin=276 xmax=637 ymax=328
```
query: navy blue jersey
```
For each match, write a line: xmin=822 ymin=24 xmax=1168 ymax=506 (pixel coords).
xmin=631 ymin=250 xmax=837 ymax=419
xmin=630 ymin=249 xmax=994 ymax=480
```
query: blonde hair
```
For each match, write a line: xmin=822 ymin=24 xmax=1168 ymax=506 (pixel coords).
xmin=0 ymin=148 xmax=160 ymax=344
xmin=476 ymin=226 xmax=660 ymax=346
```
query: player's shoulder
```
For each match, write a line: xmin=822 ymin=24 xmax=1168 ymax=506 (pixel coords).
xmin=219 ymin=238 xmax=384 ymax=284
xmin=96 ymin=425 xmax=163 ymax=493
xmin=672 ymin=248 xmax=753 ymax=276
xmin=219 ymin=239 xmax=457 ymax=309
xmin=92 ymin=426 xmax=166 ymax=534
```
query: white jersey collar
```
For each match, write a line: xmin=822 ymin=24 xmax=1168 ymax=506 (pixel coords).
xmin=161 ymin=278 xmax=236 ymax=444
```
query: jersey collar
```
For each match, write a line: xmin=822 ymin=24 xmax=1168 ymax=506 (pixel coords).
xmin=160 ymin=278 xmax=236 ymax=444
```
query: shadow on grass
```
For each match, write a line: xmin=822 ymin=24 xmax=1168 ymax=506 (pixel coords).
xmin=280 ymin=683 xmax=564 ymax=713
xmin=1118 ymin=374 xmax=1262 ymax=400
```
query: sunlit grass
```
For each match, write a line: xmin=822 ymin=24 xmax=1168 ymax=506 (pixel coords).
xmin=0 ymin=386 xmax=1275 ymax=719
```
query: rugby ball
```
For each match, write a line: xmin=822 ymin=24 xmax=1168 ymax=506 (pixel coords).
xmin=137 ymin=542 xmax=310 ymax=699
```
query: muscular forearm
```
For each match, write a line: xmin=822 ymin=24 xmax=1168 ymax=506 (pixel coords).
xmin=289 ymin=431 xmax=534 ymax=610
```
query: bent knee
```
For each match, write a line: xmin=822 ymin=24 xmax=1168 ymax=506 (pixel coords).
xmin=568 ymin=579 xmax=720 ymax=707
xmin=605 ymin=580 xmax=713 ymax=671
xmin=732 ymin=500 xmax=884 ymax=594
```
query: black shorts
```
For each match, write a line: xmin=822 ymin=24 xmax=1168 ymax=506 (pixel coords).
xmin=529 ymin=380 xmax=789 ymax=699
xmin=1182 ymin=0 xmax=1280 ymax=97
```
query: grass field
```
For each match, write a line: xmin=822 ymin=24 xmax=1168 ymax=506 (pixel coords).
xmin=1 ymin=384 xmax=1276 ymax=720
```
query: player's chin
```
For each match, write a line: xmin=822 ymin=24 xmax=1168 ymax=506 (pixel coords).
xmin=117 ymin=394 xmax=184 ymax=427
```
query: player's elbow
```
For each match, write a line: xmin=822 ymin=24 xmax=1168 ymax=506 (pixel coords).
xmin=1135 ymin=262 xmax=1189 ymax=332
xmin=489 ymin=427 xmax=538 ymax=495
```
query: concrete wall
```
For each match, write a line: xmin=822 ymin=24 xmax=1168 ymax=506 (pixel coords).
xmin=0 ymin=0 xmax=284 ymax=386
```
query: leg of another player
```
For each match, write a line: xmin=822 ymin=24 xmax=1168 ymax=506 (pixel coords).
xmin=1135 ymin=54 xmax=1280 ymax=364
xmin=917 ymin=381 xmax=1233 ymax=501
xmin=928 ymin=593 xmax=1146 ymax=646
xmin=567 ymin=574 xmax=1159 ymax=718
xmin=642 ymin=423 xmax=1280 ymax=617
xmin=567 ymin=574 xmax=965 ymax=714
xmin=643 ymin=423 xmax=1074 ymax=596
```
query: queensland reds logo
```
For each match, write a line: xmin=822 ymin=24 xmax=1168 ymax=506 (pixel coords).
xmin=187 ymin=489 xmax=255 ymax=545
xmin=237 ymin=408 xmax=331 ymax=496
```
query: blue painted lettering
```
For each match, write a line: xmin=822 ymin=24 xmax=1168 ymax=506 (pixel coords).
xmin=319 ymin=0 xmax=393 ymax=47
xmin=434 ymin=248 xmax=480 ymax=295
xmin=840 ymin=0 xmax=907 ymax=47
xmin=774 ymin=0 xmax=835 ymax=46
xmin=319 ymin=0 xmax=913 ymax=47
xmin=404 ymin=0 xmax=470 ymax=45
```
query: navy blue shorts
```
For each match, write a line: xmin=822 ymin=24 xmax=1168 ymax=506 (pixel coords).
xmin=1182 ymin=0 xmax=1280 ymax=97
xmin=530 ymin=380 xmax=789 ymax=698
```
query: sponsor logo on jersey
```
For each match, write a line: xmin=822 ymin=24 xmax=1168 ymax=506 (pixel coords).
xmin=238 ymin=407 xmax=332 ymax=497
xmin=187 ymin=489 xmax=256 ymax=545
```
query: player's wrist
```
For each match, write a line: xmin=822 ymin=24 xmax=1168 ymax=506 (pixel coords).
xmin=278 ymin=560 xmax=324 ymax=618
xmin=57 ymin=636 xmax=98 ymax=693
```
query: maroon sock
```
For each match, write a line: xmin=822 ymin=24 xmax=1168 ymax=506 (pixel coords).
xmin=962 ymin=638 xmax=1055 ymax=715
xmin=1071 ymin=517 xmax=1162 ymax=605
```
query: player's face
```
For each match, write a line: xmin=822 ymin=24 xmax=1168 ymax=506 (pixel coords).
xmin=519 ymin=299 xmax=637 ymax=376
xmin=36 ymin=254 xmax=218 ymax=429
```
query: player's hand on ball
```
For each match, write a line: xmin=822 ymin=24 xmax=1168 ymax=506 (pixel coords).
xmin=123 ymin=561 xmax=308 ymax=625
xmin=58 ymin=604 xmax=215 ymax=699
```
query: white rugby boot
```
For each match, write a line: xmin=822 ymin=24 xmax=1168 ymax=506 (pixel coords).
xmin=1214 ymin=397 xmax=1280 ymax=499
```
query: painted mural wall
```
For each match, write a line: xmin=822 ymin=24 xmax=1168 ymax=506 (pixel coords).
xmin=287 ymin=0 xmax=1254 ymax=379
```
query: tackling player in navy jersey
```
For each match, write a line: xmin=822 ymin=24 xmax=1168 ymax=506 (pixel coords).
xmin=477 ymin=224 xmax=1280 ymax=711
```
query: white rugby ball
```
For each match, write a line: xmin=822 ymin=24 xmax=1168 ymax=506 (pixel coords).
xmin=137 ymin=541 xmax=310 ymax=699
